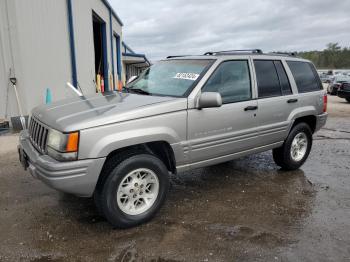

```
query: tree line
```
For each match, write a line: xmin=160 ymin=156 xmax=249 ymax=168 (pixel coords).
xmin=295 ymin=43 xmax=350 ymax=69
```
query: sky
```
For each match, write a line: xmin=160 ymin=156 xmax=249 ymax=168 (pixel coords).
xmin=109 ymin=0 xmax=350 ymax=61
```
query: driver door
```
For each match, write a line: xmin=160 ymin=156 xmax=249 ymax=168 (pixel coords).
xmin=187 ymin=60 xmax=259 ymax=165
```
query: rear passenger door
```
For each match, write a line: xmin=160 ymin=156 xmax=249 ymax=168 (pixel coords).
xmin=253 ymin=59 xmax=298 ymax=145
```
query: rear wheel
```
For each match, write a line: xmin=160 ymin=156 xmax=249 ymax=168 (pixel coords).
xmin=273 ymin=123 xmax=312 ymax=170
xmin=95 ymin=153 xmax=169 ymax=228
xmin=346 ymin=98 xmax=350 ymax=103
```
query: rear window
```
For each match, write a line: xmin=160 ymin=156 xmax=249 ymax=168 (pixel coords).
xmin=287 ymin=61 xmax=322 ymax=93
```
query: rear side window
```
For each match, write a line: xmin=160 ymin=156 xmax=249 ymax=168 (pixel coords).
xmin=274 ymin=61 xmax=292 ymax=95
xmin=254 ymin=60 xmax=281 ymax=98
xmin=287 ymin=61 xmax=321 ymax=93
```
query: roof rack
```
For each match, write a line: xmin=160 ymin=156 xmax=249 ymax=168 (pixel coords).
xmin=269 ymin=52 xmax=297 ymax=57
xmin=204 ymin=49 xmax=263 ymax=55
xmin=166 ymin=55 xmax=189 ymax=59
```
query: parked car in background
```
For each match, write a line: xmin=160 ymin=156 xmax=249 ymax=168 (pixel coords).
xmin=337 ymin=82 xmax=350 ymax=103
xmin=327 ymin=76 xmax=350 ymax=95
xmin=320 ymin=74 xmax=332 ymax=83
xmin=18 ymin=50 xmax=328 ymax=228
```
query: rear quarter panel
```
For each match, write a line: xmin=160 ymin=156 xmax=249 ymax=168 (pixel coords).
xmin=283 ymin=58 xmax=326 ymax=131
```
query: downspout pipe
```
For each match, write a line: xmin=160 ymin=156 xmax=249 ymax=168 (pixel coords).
xmin=109 ymin=8 xmax=115 ymax=86
xmin=66 ymin=0 xmax=78 ymax=87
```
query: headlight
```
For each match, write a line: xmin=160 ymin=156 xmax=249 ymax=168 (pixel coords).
xmin=47 ymin=129 xmax=79 ymax=161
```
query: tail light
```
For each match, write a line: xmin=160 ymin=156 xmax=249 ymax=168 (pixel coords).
xmin=323 ymin=94 xmax=327 ymax=112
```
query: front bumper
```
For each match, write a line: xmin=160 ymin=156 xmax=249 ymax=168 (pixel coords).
xmin=337 ymin=90 xmax=350 ymax=99
xmin=18 ymin=130 xmax=105 ymax=197
xmin=315 ymin=113 xmax=328 ymax=132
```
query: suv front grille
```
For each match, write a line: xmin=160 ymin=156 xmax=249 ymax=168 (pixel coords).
xmin=28 ymin=117 xmax=49 ymax=154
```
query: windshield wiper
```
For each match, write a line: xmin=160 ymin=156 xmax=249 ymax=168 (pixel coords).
xmin=128 ymin=88 xmax=151 ymax=95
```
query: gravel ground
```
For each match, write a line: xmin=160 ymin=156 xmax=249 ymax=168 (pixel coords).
xmin=0 ymin=95 xmax=349 ymax=262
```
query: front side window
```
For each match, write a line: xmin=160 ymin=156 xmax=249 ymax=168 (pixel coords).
xmin=202 ymin=60 xmax=251 ymax=104
xmin=127 ymin=59 xmax=213 ymax=97
xmin=254 ymin=60 xmax=281 ymax=98
xmin=287 ymin=61 xmax=321 ymax=93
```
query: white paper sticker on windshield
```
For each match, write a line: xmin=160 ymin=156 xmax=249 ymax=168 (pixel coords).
xmin=173 ymin=73 xmax=200 ymax=81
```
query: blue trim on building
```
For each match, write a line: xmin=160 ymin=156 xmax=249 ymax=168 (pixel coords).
xmin=123 ymin=52 xmax=151 ymax=66
xmin=122 ymin=42 xmax=135 ymax=54
xmin=122 ymin=53 xmax=146 ymax=58
xmin=115 ymin=34 xmax=122 ymax=78
xmin=109 ymin=9 xmax=114 ymax=83
xmin=101 ymin=22 xmax=109 ymax=91
xmin=100 ymin=0 xmax=123 ymax=26
xmin=66 ymin=0 xmax=78 ymax=87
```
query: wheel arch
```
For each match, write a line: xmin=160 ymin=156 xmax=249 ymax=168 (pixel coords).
xmin=288 ymin=107 xmax=318 ymax=134
xmin=94 ymin=140 xmax=177 ymax=197
xmin=288 ymin=115 xmax=317 ymax=133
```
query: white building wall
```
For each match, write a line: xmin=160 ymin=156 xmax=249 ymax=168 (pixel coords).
xmin=0 ymin=0 xmax=124 ymax=120
xmin=0 ymin=0 xmax=26 ymax=119
xmin=1 ymin=0 xmax=72 ymax=118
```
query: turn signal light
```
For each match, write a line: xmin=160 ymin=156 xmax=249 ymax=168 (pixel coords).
xmin=66 ymin=132 xmax=79 ymax=152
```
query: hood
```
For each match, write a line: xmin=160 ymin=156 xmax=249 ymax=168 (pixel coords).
xmin=32 ymin=92 xmax=187 ymax=132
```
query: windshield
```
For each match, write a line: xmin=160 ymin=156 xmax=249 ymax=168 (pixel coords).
xmin=126 ymin=59 xmax=213 ymax=97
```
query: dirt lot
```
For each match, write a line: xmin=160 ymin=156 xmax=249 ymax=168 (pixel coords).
xmin=0 ymin=95 xmax=349 ymax=262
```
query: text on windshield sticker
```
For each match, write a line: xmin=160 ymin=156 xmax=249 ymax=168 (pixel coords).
xmin=173 ymin=73 xmax=200 ymax=81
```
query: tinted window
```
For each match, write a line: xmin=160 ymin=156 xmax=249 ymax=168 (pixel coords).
xmin=254 ymin=60 xmax=281 ymax=98
xmin=287 ymin=61 xmax=321 ymax=93
xmin=202 ymin=60 xmax=251 ymax=104
xmin=274 ymin=61 xmax=292 ymax=95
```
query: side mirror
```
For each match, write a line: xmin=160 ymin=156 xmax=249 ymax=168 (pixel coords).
xmin=198 ymin=92 xmax=222 ymax=109
xmin=127 ymin=75 xmax=138 ymax=84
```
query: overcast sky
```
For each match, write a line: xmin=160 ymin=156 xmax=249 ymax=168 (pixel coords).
xmin=109 ymin=0 xmax=350 ymax=60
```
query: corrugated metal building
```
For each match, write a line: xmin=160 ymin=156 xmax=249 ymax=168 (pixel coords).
xmin=0 ymin=0 xmax=150 ymax=121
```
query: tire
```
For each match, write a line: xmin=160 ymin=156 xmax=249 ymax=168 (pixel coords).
xmin=346 ymin=98 xmax=350 ymax=103
xmin=96 ymin=153 xmax=169 ymax=228
xmin=273 ymin=122 xmax=313 ymax=170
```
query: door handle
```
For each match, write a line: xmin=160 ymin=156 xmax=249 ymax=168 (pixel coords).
xmin=244 ymin=105 xmax=258 ymax=111
xmin=287 ymin=98 xmax=298 ymax=103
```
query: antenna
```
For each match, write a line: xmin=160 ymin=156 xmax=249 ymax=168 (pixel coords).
xmin=66 ymin=82 xmax=83 ymax=97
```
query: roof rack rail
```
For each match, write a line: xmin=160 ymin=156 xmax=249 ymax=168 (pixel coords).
xmin=270 ymin=52 xmax=297 ymax=57
xmin=166 ymin=55 xmax=189 ymax=59
xmin=204 ymin=49 xmax=263 ymax=55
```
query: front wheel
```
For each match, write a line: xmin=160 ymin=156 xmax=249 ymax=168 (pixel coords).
xmin=273 ymin=123 xmax=313 ymax=170
xmin=96 ymin=154 xmax=170 ymax=228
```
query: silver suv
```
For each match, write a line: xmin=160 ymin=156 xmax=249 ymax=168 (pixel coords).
xmin=18 ymin=49 xmax=328 ymax=228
